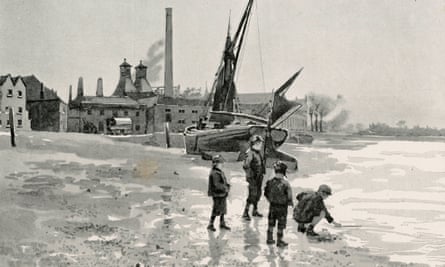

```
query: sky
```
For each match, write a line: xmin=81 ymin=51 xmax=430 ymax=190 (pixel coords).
xmin=1 ymin=0 xmax=445 ymax=128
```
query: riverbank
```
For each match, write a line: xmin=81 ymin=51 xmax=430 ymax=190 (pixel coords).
xmin=0 ymin=131 xmax=433 ymax=266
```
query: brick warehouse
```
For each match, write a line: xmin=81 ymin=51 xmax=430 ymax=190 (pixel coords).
xmin=67 ymin=59 xmax=153 ymax=134
xmin=23 ymin=75 xmax=68 ymax=132
xmin=67 ymin=59 xmax=206 ymax=134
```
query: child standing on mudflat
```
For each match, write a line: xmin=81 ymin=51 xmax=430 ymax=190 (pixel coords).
xmin=207 ymin=155 xmax=231 ymax=231
xmin=264 ymin=161 xmax=293 ymax=247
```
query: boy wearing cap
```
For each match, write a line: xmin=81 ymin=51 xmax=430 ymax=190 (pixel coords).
xmin=207 ymin=155 xmax=231 ymax=231
xmin=293 ymin=184 xmax=341 ymax=236
xmin=242 ymin=135 xmax=266 ymax=221
xmin=264 ymin=161 xmax=293 ymax=247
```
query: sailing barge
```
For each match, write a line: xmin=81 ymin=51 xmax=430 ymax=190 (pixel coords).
xmin=183 ymin=0 xmax=303 ymax=170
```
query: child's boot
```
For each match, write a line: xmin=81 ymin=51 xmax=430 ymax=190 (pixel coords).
xmin=276 ymin=229 xmax=288 ymax=248
xmin=306 ymin=224 xmax=319 ymax=237
xmin=242 ymin=204 xmax=251 ymax=221
xmin=252 ymin=204 xmax=263 ymax=217
xmin=207 ymin=216 xmax=216 ymax=232
xmin=220 ymin=215 xmax=231 ymax=231
xmin=297 ymin=223 xmax=307 ymax=233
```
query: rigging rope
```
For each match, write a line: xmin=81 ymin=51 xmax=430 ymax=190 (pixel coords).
xmin=233 ymin=6 xmax=252 ymax=85
xmin=232 ymin=3 xmax=254 ymax=113
xmin=255 ymin=0 xmax=267 ymax=93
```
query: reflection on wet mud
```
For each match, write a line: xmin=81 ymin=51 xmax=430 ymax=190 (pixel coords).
xmin=1 ymin=132 xmax=439 ymax=266
xmin=208 ymin=230 xmax=228 ymax=266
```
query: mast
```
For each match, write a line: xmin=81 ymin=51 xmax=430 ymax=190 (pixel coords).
xmin=208 ymin=0 xmax=254 ymax=125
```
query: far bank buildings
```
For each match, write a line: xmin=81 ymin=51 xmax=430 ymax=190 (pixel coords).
xmin=67 ymin=59 xmax=206 ymax=134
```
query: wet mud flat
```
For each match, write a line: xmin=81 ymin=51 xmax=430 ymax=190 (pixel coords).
xmin=0 ymin=131 xmax=432 ymax=266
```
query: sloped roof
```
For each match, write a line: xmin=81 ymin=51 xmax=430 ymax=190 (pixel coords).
xmin=112 ymin=77 xmax=137 ymax=97
xmin=0 ymin=74 xmax=23 ymax=86
xmin=81 ymin=96 xmax=140 ymax=106
xmin=11 ymin=76 xmax=21 ymax=85
xmin=134 ymin=78 xmax=152 ymax=93
xmin=126 ymin=91 xmax=156 ymax=101
xmin=157 ymin=96 xmax=205 ymax=106
xmin=136 ymin=95 xmax=158 ymax=107
xmin=0 ymin=75 xmax=9 ymax=86
xmin=237 ymin=92 xmax=273 ymax=104
xmin=22 ymin=75 xmax=60 ymax=101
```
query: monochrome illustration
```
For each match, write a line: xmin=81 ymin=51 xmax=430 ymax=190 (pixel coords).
xmin=1 ymin=1 xmax=444 ymax=266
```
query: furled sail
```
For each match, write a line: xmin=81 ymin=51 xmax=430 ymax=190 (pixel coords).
xmin=269 ymin=68 xmax=304 ymax=126
xmin=208 ymin=0 xmax=254 ymax=126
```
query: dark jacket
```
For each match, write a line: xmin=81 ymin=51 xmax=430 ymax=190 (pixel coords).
xmin=208 ymin=166 xmax=230 ymax=198
xmin=243 ymin=148 xmax=266 ymax=184
xmin=293 ymin=191 xmax=334 ymax=223
xmin=264 ymin=177 xmax=293 ymax=206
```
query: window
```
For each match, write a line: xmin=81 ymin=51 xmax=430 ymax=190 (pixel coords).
xmin=165 ymin=113 xmax=172 ymax=122
xmin=136 ymin=111 xmax=140 ymax=117
xmin=18 ymin=107 xmax=23 ymax=113
xmin=112 ymin=111 xmax=118 ymax=117
xmin=135 ymin=125 xmax=140 ymax=131
xmin=165 ymin=108 xmax=171 ymax=112
xmin=6 ymin=120 xmax=9 ymax=126
xmin=0 ymin=119 xmax=2 ymax=126
xmin=100 ymin=109 xmax=104 ymax=116
xmin=18 ymin=90 xmax=22 ymax=98
xmin=7 ymin=89 xmax=12 ymax=97
xmin=192 ymin=110 xmax=198 ymax=114
xmin=179 ymin=109 xmax=185 ymax=113
xmin=87 ymin=110 xmax=92 ymax=115
xmin=178 ymin=119 xmax=186 ymax=124
xmin=192 ymin=120 xmax=197 ymax=124
xmin=5 ymin=106 xmax=9 ymax=112
xmin=18 ymin=120 xmax=22 ymax=127
xmin=124 ymin=110 xmax=129 ymax=116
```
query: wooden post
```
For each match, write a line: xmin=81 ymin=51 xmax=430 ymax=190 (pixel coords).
xmin=9 ymin=107 xmax=16 ymax=147
xmin=164 ymin=122 xmax=171 ymax=148
xmin=152 ymin=105 xmax=156 ymax=134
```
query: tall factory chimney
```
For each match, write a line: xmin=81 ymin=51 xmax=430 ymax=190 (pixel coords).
xmin=77 ymin=77 xmax=84 ymax=97
xmin=68 ymin=85 xmax=72 ymax=103
xmin=96 ymin=77 xmax=104 ymax=97
xmin=164 ymin=7 xmax=174 ymax=98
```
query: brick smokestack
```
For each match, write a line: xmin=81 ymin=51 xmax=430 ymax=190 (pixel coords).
xmin=40 ymin=82 xmax=44 ymax=99
xmin=77 ymin=77 xmax=84 ymax=97
xmin=69 ymin=85 xmax=72 ymax=103
xmin=96 ymin=77 xmax=104 ymax=97
xmin=164 ymin=8 xmax=174 ymax=98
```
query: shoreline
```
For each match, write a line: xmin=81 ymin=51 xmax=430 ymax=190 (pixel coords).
xmin=0 ymin=131 xmax=437 ymax=266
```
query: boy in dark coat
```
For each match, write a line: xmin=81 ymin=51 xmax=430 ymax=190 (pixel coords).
xmin=293 ymin=184 xmax=341 ymax=236
xmin=264 ymin=161 xmax=293 ymax=247
xmin=242 ymin=135 xmax=266 ymax=221
xmin=207 ymin=155 xmax=231 ymax=231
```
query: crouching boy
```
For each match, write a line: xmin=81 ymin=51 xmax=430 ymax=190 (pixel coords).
xmin=293 ymin=184 xmax=341 ymax=236
xmin=207 ymin=155 xmax=231 ymax=231
xmin=264 ymin=161 xmax=293 ymax=247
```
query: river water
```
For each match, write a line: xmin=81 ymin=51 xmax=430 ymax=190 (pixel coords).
xmin=283 ymin=137 xmax=445 ymax=266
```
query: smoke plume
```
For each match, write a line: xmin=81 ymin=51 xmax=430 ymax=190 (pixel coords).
xmin=143 ymin=39 xmax=164 ymax=83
